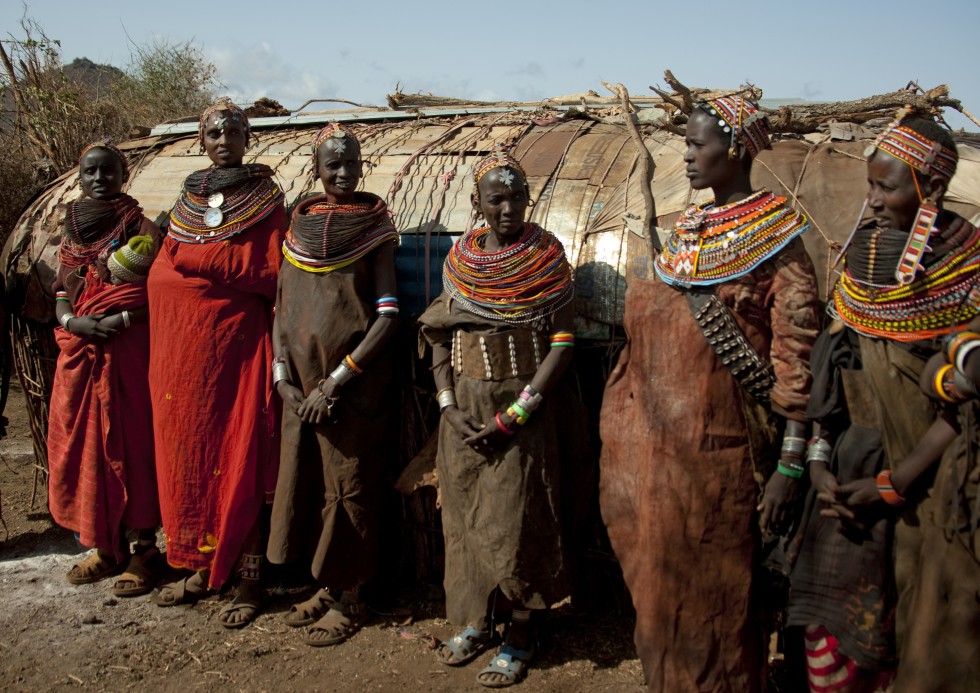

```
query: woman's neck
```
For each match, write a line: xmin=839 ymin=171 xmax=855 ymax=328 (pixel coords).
xmin=710 ymin=173 xmax=754 ymax=207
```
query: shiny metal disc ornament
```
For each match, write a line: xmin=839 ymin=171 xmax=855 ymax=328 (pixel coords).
xmin=204 ymin=207 xmax=224 ymax=228
xmin=207 ymin=192 xmax=224 ymax=208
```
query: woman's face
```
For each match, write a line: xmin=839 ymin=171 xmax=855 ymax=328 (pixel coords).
xmin=476 ymin=167 xmax=528 ymax=239
xmin=79 ymin=148 xmax=125 ymax=200
xmin=317 ymin=138 xmax=362 ymax=204
xmin=202 ymin=110 xmax=247 ymax=168
xmin=683 ymin=109 xmax=743 ymax=192
xmin=866 ymin=151 xmax=925 ymax=232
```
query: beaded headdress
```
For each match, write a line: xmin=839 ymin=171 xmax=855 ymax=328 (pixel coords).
xmin=78 ymin=138 xmax=129 ymax=178
xmin=472 ymin=145 xmax=528 ymax=201
xmin=312 ymin=123 xmax=358 ymax=157
xmin=198 ymin=99 xmax=250 ymax=150
xmin=867 ymin=112 xmax=958 ymax=183
xmin=697 ymin=96 xmax=771 ymax=159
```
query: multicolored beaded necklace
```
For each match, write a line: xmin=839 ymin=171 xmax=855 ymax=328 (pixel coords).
xmin=656 ymin=190 xmax=810 ymax=287
xmin=282 ymin=192 xmax=398 ymax=273
xmin=60 ymin=195 xmax=143 ymax=269
xmin=169 ymin=164 xmax=283 ymax=244
xmin=444 ymin=222 xmax=573 ymax=324
xmin=833 ymin=216 xmax=980 ymax=342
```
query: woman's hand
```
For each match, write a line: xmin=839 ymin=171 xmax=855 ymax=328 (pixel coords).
xmin=757 ymin=469 xmax=800 ymax=535
xmin=442 ymin=406 xmax=486 ymax=442
xmin=297 ymin=380 xmax=338 ymax=425
xmin=816 ymin=476 xmax=880 ymax=527
xmin=463 ymin=412 xmax=515 ymax=448
xmin=809 ymin=460 xmax=839 ymax=498
xmin=67 ymin=313 xmax=110 ymax=340
xmin=276 ymin=381 xmax=305 ymax=413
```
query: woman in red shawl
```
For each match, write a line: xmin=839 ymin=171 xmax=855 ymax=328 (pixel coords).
xmin=48 ymin=140 xmax=162 ymax=597
xmin=599 ymin=95 xmax=820 ymax=692
xmin=148 ymin=100 xmax=286 ymax=629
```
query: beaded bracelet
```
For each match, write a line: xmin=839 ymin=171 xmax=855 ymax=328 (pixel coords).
xmin=376 ymin=296 xmax=400 ymax=318
xmin=495 ymin=412 xmax=515 ymax=436
xmin=436 ymin=387 xmax=457 ymax=411
xmin=55 ymin=290 xmax=70 ymax=303
xmin=776 ymin=462 xmax=804 ymax=479
xmin=519 ymin=385 xmax=543 ymax=412
xmin=59 ymin=311 xmax=76 ymax=330
xmin=876 ymin=469 xmax=905 ymax=506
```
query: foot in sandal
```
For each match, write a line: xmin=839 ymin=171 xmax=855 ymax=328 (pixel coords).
xmin=112 ymin=545 xmax=163 ymax=597
xmin=66 ymin=550 xmax=125 ymax=585
xmin=304 ymin=591 xmax=367 ymax=647
xmin=151 ymin=570 xmax=211 ymax=607
xmin=284 ymin=588 xmax=336 ymax=628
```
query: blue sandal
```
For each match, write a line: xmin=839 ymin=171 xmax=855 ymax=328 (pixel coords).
xmin=476 ymin=643 xmax=535 ymax=687
xmin=438 ymin=626 xmax=495 ymax=666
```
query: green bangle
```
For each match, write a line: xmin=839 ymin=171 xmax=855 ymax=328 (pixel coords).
xmin=776 ymin=462 xmax=804 ymax=479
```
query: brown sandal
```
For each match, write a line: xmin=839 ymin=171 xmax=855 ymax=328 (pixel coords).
xmin=66 ymin=552 xmax=124 ymax=585
xmin=304 ymin=602 xmax=367 ymax=647
xmin=284 ymin=589 xmax=335 ymax=628
xmin=151 ymin=572 xmax=211 ymax=607
xmin=111 ymin=547 xmax=162 ymax=597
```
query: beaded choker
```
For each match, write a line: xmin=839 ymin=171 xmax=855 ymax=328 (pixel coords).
xmin=443 ymin=222 xmax=573 ymax=324
xmin=656 ymin=190 xmax=810 ymax=287
xmin=61 ymin=195 xmax=143 ymax=269
xmin=169 ymin=164 xmax=283 ymax=244
xmin=282 ymin=192 xmax=398 ymax=273
xmin=832 ymin=216 xmax=980 ymax=342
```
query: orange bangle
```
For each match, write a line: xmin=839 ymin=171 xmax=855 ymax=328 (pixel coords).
xmin=344 ymin=354 xmax=362 ymax=374
xmin=876 ymin=469 xmax=905 ymax=506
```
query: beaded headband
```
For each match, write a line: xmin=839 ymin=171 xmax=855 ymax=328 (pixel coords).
xmin=78 ymin=138 xmax=129 ymax=178
xmin=472 ymin=145 xmax=527 ymax=200
xmin=698 ymin=96 xmax=771 ymax=159
xmin=198 ymin=99 xmax=250 ymax=147
xmin=312 ymin=123 xmax=358 ymax=157
xmin=870 ymin=122 xmax=958 ymax=183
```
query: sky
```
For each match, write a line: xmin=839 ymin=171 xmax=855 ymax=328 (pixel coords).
xmin=3 ymin=0 xmax=979 ymax=129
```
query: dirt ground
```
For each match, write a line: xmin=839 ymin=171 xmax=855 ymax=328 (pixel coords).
xmin=0 ymin=380 xmax=644 ymax=692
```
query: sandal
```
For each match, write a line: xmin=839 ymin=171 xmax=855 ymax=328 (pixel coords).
xmin=111 ymin=547 xmax=162 ymax=598
xmin=66 ymin=552 xmax=125 ymax=585
xmin=284 ymin=588 xmax=335 ymax=628
xmin=219 ymin=596 xmax=261 ymax=629
xmin=304 ymin=602 xmax=367 ymax=647
xmin=437 ymin=626 xmax=496 ymax=667
xmin=150 ymin=572 xmax=211 ymax=607
xmin=476 ymin=643 xmax=536 ymax=688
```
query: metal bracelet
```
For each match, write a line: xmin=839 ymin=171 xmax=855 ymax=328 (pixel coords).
xmin=436 ymin=388 xmax=457 ymax=411
xmin=806 ymin=438 xmax=833 ymax=465
xmin=272 ymin=361 xmax=290 ymax=386
xmin=121 ymin=310 xmax=131 ymax=328
xmin=330 ymin=361 xmax=356 ymax=387
xmin=780 ymin=437 xmax=806 ymax=456
xmin=59 ymin=311 xmax=76 ymax=330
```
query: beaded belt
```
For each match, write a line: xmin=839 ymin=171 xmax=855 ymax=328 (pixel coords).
xmin=452 ymin=329 xmax=547 ymax=381
xmin=687 ymin=290 xmax=774 ymax=407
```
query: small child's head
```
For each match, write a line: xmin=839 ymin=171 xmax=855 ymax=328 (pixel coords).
xmin=107 ymin=235 xmax=155 ymax=284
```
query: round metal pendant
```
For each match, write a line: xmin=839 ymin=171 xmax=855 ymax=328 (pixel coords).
xmin=207 ymin=192 xmax=224 ymax=208
xmin=204 ymin=207 xmax=224 ymax=228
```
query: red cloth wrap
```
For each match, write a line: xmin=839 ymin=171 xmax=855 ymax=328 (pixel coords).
xmin=148 ymin=207 xmax=284 ymax=589
xmin=47 ymin=279 xmax=159 ymax=561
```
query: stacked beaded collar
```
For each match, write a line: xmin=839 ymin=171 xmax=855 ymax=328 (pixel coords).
xmin=282 ymin=192 xmax=398 ymax=273
xmin=832 ymin=215 xmax=980 ymax=342
xmin=169 ymin=164 xmax=283 ymax=244
xmin=655 ymin=190 xmax=809 ymax=287
xmin=443 ymin=222 xmax=573 ymax=324
xmin=60 ymin=195 xmax=143 ymax=269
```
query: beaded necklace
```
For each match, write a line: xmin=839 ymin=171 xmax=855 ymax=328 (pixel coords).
xmin=443 ymin=222 xmax=573 ymax=324
xmin=656 ymin=190 xmax=810 ymax=287
xmin=282 ymin=192 xmax=398 ymax=273
xmin=832 ymin=216 xmax=980 ymax=342
xmin=169 ymin=164 xmax=283 ymax=244
xmin=60 ymin=195 xmax=143 ymax=269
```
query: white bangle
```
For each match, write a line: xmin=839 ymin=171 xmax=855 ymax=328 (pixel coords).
xmin=59 ymin=312 xmax=75 ymax=330
xmin=121 ymin=310 xmax=131 ymax=328
xmin=955 ymin=341 xmax=980 ymax=375
xmin=330 ymin=362 xmax=355 ymax=387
